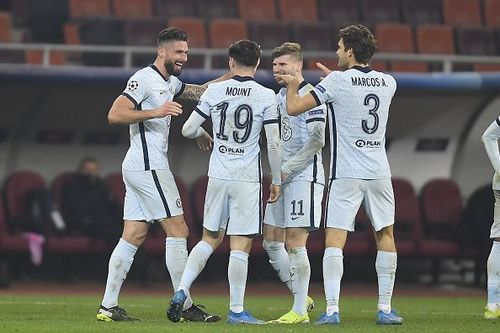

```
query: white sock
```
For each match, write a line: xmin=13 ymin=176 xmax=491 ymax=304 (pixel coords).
xmin=263 ymin=240 xmax=292 ymax=292
xmin=487 ymin=241 xmax=500 ymax=309
xmin=290 ymin=247 xmax=310 ymax=316
xmin=101 ymin=238 xmax=137 ymax=308
xmin=228 ymin=250 xmax=249 ymax=313
xmin=376 ymin=251 xmax=397 ymax=313
xmin=165 ymin=237 xmax=192 ymax=310
xmin=178 ymin=241 xmax=213 ymax=309
xmin=323 ymin=247 xmax=343 ymax=315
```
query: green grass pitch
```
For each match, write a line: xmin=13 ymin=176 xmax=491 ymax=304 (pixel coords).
xmin=0 ymin=294 xmax=497 ymax=333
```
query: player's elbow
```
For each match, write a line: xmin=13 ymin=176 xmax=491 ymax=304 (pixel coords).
xmin=108 ymin=110 xmax=120 ymax=125
xmin=181 ymin=123 xmax=194 ymax=138
xmin=286 ymin=104 xmax=301 ymax=116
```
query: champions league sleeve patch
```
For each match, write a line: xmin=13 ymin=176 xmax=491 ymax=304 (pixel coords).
xmin=315 ymin=84 xmax=326 ymax=94
xmin=308 ymin=109 xmax=324 ymax=116
xmin=127 ymin=80 xmax=138 ymax=91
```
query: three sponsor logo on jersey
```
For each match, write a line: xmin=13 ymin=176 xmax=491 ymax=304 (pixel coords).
xmin=219 ymin=145 xmax=245 ymax=155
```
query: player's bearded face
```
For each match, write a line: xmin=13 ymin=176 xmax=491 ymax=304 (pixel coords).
xmin=165 ymin=58 xmax=182 ymax=76
xmin=161 ymin=41 xmax=188 ymax=76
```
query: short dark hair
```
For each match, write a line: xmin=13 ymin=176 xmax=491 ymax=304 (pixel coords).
xmin=77 ymin=155 xmax=98 ymax=171
xmin=271 ymin=42 xmax=303 ymax=62
xmin=157 ymin=27 xmax=187 ymax=46
xmin=339 ymin=24 xmax=377 ymax=64
xmin=228 ymin=39 xmax=261 ymax=67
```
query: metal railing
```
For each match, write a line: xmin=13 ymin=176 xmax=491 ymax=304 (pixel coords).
xmin=1 ymin=43 xmax=500 ymax=72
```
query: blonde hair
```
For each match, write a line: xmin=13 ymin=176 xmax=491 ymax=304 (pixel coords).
xmin=271 ymin=42 xmax=303 ymax=62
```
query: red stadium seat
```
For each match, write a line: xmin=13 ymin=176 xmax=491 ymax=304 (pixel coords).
xmin=25 ymin=50 xmax=66 ymax=66
xmin=419 ymin=179 xmax=462 ymax=281
xmin=168 ymin=17 xmax=207 ymax=48
xmin=68 ymin=0 xmax=111 ymax=18
xmin=3 ymin=171 xmax=47 ymax=219
xmin=154 ymin=0 xmax=197 ymax=19
xmin=278 ymin=0 xmax=318 ymax=22
xmin=0 ymin=11 xmax=12 ymax=43
xmin=209 ymin=19 xmax=248 ymax=48
xmin=63 ymin=23 xmax=80 ymax=44
xmin=390 ymin=62 xmax=429 ymax=72
xmin=112 ymin=0 xmax=153 ymax=18
xmin=401 ymin=0 xmax=443 ymax=26
xmin=484 ymin=0 xmax=500 ymax=27
xmin=416 ymin=25 xmax=455 ymax=54
xmin=359 ymin=0 xmax=401 ymax=26
xmin=196 ymin=0 xmax=239 ymax=19
xmin=473 ymin=63 xmax=500 ymax=72
xmin=443 ymin=0 xmax=482 ymax=27
xmin=376 ymin=23 xmax=415 ymax=53
xmin=105 ymin=172 xmax=125 ymax=207
xmin=239 ymin=0 xmax=277 ymax=21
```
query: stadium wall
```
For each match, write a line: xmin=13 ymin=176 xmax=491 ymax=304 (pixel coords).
xmin=0 ymin=66 xmax=499 ymax=199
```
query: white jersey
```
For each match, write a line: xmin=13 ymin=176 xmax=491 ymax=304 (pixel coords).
xmin=195 ymin=75 xmax=279 ymax=182
xmin=277 ymin=81 xmax=326 ymax=185
xmin=121 ymin=64 xmax=185 ymax=171
xmin=482 ymin=116 xmax=500 ymax=190
xmin=311 ymin=66 xmax=396 ymax=179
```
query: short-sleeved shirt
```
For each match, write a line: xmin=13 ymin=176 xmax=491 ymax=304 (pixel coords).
xmin=121 ymin=64 xmax=185 ymax=171
xmin=277 ymin=81 xmax=326 ymax=185
xmin=195 ymin=75 xmax=279 ymax=183
xmin=311 ymin=66 xmax=397 ymax=179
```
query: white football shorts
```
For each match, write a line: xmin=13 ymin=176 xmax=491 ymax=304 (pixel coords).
xmin=492 ymin=190 xmax=500 ymax=238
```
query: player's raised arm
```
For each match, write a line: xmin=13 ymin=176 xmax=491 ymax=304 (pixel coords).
xmin=482 ymin=117 xmax=500 ymax=172
xmin=281 ymin=106 xmax=326 ymax=180
xmin=276 ymin=74 xmax=319 ymax=116
xmin=174 ymin=71 xmax=233 ymax=103
xmin=108 ymin=95 xmax=182 ymax=125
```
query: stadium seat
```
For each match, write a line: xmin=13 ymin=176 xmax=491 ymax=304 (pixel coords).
xmin=371 ymin=60 xmax=389 ymax=72
xmin=291 ymin=23 xmax=334 ymax=51
xmin=209 ymin=19 xmax=248 ymax=48
xmin=305 ymin=58 xmax=338 ymax=71
xmin=317 ymin=0 xmax=361 ymax=28
xmin=112 ymin=0 xmax=153 ymax=18
xmin=247 ymin=21 xmax=290 ymax=52
xmin=28 ymin=0 xmax=68 ymax=43
xmin=416 ymin=25 xmax=455 ymax=54
xmin=0 ymin=11 xmax=12 ymax=42
xmin=63 ymin=23 xmax=80 ymax=44
xmin=443 ymin=0 xmax=482 ymax=27
xmin=3 ymin=171 xmax=47 ymax=219
xmin=390 ymin=62 xmax=429 ymax=72
xmin=123 ymin=18 xmax=165 ymax=46
xmin=238 ymin=0 xmax=277 ymax=21
xmin=473 ymin=63 xmax=500 ymax=71
xmin=391 ymin=178 xmax=422 ymax=256
xmin=343 ymin=207 xmax=375 ymax=256
xmin=278 ymin=0 xmax=318 ymax=22
xmin=401 ymin=0 xmax=443 ymax=26
xmin=359 ymin=0 xmax=401 ymax=27
xmin=104 ymin=172 xmax=125 ymax=207
xmin=0 ymin=199 xmax=29 ymax=254
xmin=455 ymin=26 xmax=497 ymax=55
xmin=419 ymin=178 xmax=463 ymax=281
xmin=168 ymin=18 xmax=207 ymax=48
xmin=196 ymin=0 xmax=239 ymax=20
xmin=25 ymin=50 xmax=66 ymax=66
xmin=78 ymin=18 xmax=125 ymax=66
xmin=154 ymin=0 xmax=198 ymax=19
xmin=484 ymin=0 xmax=500 ymax=27
xmin=376 ymin=23 xmax=415 ymax=53
xmin=68 ymin=0 xmax=111 ymax=18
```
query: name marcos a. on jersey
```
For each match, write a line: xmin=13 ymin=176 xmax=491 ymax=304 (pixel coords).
xmin=195 ymin=75 xmax=279 ymax=183
xmin=311 ymin=66 xmax=397 ymax=180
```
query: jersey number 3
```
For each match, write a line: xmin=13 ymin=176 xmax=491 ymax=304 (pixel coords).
xmin=362 ymin=93 xmax=380 ymax=134
xmin=216 ymin=102 xmax=253 ymax=143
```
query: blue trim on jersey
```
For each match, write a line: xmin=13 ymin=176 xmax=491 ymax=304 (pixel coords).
xmin=121 ymin=92 xmax=138 ymax=109
xmin=328 ymin=103 xmax=337 ymax=180
xmin=351 ymin=65 xmax=373 ymax=73
xmin=149 ymin=64 xmax=168 ymax=81
xmin=194 ymin=107 xmax=209 ymax=119
xmin=306 ymin=117 xmax=326 ymax=123
xmin=263 ymin=119 xmax=279 ymax=125
xmin=310 ymin=90 xmax=321 ymax=107
xmin=174 ymin=83 xmax=186 ymax=99
xmin=151 ymin=170 xmax=172 ymax=218
xmin=496 ymin=118 xmax=500 ymax=127
xmin=232 ymin=75 xmax=255 ymax=82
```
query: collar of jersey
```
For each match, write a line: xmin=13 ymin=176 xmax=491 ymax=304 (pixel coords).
xmin=350 ymin=65 xmax=373 ymax=73
xmin=298 ymin=80 xmax=308 ymax=90
xmin=232 ymin=75 xmax=255 ymax=82
xmin=149 ymin=64 xmax=169 ymax=81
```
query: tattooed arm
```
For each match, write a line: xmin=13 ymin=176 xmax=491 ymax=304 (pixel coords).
xmin=174 ymin=71 xmax=232 ymax=103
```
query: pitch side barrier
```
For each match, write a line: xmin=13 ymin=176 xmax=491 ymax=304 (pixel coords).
xmin=1 ymin=66 xmax=500 ymax=91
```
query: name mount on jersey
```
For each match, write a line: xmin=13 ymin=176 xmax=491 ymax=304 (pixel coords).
xmin=225 ymin=87 xmax=252 ymax=96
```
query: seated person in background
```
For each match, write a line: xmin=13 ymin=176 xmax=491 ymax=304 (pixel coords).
xmin=61 ymin=156 xmax=121 ymax=246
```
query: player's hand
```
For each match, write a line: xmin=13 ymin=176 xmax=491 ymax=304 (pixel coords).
xmin=316 ymin=62 xmax=332 ymax=79
xmin=274 ymin=73 xmax=295 ymax=85
xmin=267 ymin=184 xmax=281 ymax=203
xmin=156 ymin=101 xmax=183 ymax=118
xmin=196 ymin=131 xmax=213 ymax=151
xmin=281 ymin=172 xmax=289 ymax=182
